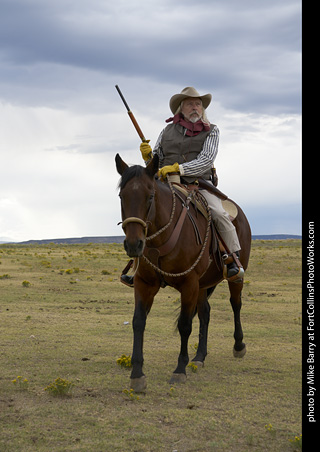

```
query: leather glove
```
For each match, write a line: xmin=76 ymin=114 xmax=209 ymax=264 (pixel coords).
xmin=158 ymin=162 xmax=180 ymax=180
xmin=140 ymin=140 xmax=152 ymax=161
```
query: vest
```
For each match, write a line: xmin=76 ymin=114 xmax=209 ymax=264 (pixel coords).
xmin=161 ymin=123 xmax=214 ymax=184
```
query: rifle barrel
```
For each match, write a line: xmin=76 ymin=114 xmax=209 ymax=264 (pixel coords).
xmin=115 ymin=85 xmax=147 ymax=142
xmin=115 ymin=85 xmax=130 ymax=112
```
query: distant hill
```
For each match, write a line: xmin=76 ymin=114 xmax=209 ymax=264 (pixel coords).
xmin=3 ymin=234 xmax=300 ymax=245
xmin=251 ymin=234 xmax=301 ymax=240
xmin=16 ymin=236 xmax=125 ymax=245
xmin=0 ymin=237 xmax=16 ymax=244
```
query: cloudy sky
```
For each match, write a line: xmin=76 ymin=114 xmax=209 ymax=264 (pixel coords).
xmin=0 ymin=0 xmax=301 ymax=242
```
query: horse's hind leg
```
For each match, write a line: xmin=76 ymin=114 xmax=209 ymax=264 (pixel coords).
xmin=191 ymin=288 xmax=213 ymax=366
xmin=228 ymin=280 xmax=246 ymax=358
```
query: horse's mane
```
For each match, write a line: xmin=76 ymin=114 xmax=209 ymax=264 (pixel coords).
xmin=118 ymin=165 xmax=145 ymax=190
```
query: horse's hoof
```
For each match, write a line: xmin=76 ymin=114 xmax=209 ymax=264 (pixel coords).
xmin=233 ymin=344 xmax=246 ymax=358
xmin=191 ymin=361 xmax=204 ymax=368
xmin=130 ymin=376 xmax=147 ymax=392
xmin=169 ymin=373 xmax=187 ymax=384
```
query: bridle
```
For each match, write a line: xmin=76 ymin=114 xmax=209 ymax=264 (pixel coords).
xmin=119 ymin=181 xmax=176 ymax=240
xmin=121 ymin=216 xmax=148 ymax=236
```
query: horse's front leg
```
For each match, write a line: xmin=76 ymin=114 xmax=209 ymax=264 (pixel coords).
xmin=130 ymin=275 xmax=159 ymax=392
xmin=170 ymin=280 xmax=199 ymax=384
xmin=228 ymin=280 xmax=246 ymax=358
xmin=192 ymin=287 xmax=213 ymax=366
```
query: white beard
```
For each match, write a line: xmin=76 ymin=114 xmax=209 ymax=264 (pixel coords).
xmin=189 ymin=114 xmax=202 ymax=123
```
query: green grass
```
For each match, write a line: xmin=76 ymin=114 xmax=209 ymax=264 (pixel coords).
xmin=0 ymin=240 xmax=302 ymax=451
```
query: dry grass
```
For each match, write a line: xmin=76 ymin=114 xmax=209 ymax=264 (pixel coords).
xmin=0 ymin=240 xmax=302 ymax=451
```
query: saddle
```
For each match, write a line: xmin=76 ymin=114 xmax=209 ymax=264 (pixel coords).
xmin=167 ymin=180 xmax=243 ymax=282
xmin=173 ymin=182 xmax=238 ymax=222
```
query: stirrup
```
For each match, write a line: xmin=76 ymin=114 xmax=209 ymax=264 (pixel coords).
xmin=120 ymin=274 xmax=134 ymax=287
xmin=226 ymin=265 xmax=244 ymax=282
xmin=120 ymin=259 xmax=136 ymax=288
xmin=223 ymin=252 xmax=244 ymax=282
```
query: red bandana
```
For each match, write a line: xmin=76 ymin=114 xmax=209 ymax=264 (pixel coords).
xmin=165 ymin=113 xmax=210 ymax=136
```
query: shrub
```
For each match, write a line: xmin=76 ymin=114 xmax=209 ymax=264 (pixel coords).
xmin=44 ymin=377 xmax=74 ymax=396
xmin=116 ymin=354 xmax=132 ymax=368
xmin=101 ymin=270 xmax=111 ymax=275
xmin=12 ymin=375 xmax=29 ymax=390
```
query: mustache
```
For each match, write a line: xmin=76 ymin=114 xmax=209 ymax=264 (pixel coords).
xmin=188 ymin=111 xmax=202 ymax=123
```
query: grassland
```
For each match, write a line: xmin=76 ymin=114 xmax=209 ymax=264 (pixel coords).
xmin=0 ymin=240 xmax=302 ymax=451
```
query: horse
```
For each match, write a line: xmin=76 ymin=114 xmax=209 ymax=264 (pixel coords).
xmin=115 ymin=153 xmax=251 ymax=392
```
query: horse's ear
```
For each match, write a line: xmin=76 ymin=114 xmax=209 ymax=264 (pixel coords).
xmin=146 ymin=154 xmax=159 ymax=178
xmin=115 ymin=154 xmax=128 ymax=175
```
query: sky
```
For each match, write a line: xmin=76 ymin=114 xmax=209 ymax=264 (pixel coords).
xmin=0 ymin=0 xmax=302 ymax=242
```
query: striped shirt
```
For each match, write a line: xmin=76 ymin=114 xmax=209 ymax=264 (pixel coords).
xmin=153 ymin=124 xmax=219 ymax=177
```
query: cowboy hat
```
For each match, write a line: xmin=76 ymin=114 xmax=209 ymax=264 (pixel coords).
xmin=169 ymin=87 xmax=212 ymax=114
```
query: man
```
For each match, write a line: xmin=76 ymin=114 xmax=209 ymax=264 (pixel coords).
xmin=121 ymin=87 xmax=242 ymax=286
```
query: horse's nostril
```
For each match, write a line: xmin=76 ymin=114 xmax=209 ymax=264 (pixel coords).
xmin=124 ymin=239 xmax=145 ymax=257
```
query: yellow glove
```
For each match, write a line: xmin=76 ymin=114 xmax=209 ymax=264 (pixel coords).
xmin=158 ymin=162 xmax=180 ymax=180
xmin=140 ymin=140 xmax=152 ymax=162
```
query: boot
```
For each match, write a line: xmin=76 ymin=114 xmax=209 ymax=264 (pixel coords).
xmin=120 ymin=259 xmax=135 ymax=287
xmin=120 ymin=274 xmax=134 ymax=287
xmin=226 ymin=251 xmax=244 ymax=280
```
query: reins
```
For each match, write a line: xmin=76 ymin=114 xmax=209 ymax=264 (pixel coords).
xmin=120 ymin=178 xmax=212 ymax=278
xmin=146 ymin=181 xmax=176 ymax=241
xmin=142 ymin=190 xmax=211 ymax=278
xmin=119 ymin=181 xmax=176 ymax=239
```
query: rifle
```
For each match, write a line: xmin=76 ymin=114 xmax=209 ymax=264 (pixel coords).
xmin=197 ymin=178 xmax=228 ymax=200
xmin=115 ymin=85 xmax=148 ymax=142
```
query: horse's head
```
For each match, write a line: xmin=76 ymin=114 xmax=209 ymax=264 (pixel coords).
xmin=115 ymin=153 xmax=159 ymax=257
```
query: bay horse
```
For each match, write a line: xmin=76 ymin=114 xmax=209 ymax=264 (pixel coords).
xmin=115 ymin=153 xmax=251 ymax=392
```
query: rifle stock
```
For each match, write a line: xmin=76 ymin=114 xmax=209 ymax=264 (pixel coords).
xmin=197 ymin=178 xmax=228 ymax=200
